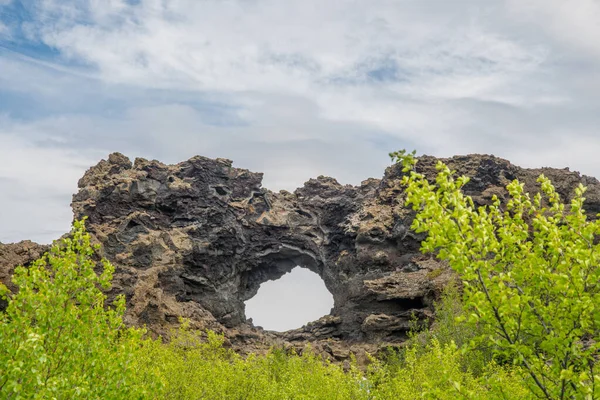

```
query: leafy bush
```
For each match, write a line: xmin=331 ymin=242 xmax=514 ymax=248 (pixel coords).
xmin=370 ymin=283 xmax=531 ymax=399
xmin=393 ymin=150 xmax=600 ymax=399
xmin=135 ymin=287 xmax=532 ymax=400
xmin=0 ymin=218 xmax=534 ymax=399
xmin=134 ymin=321 xmax=368 ymax=400
xmin=368 ymin=338 xmax=533 ymax=399
xmin=0 ymin=220 xmax=152 ymax=399
xmin=405 ymin=282 xmax=494 ymax=376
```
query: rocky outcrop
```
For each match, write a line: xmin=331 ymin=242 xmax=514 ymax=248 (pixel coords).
xmin=3 ymin=152 xmax=600 ymax=360
xmin=0 ymin=241 xmax=49 ymax=310
xmin=64 ymin=152 xmax=458 ymax=358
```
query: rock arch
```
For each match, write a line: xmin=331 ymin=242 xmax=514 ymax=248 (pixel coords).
xmin=59 ymin=152 xmax=600 ymax=357
xmin=69 ymin=152 xmax=450 ymax=351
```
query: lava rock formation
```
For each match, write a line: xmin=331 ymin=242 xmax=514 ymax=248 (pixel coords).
xmin=3 ymin=153 xmax=600 ymax=359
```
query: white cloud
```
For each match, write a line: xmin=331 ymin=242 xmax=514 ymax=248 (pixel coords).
xmin=507 ymin=0 xmax=600 ymax=60
xmin=3 ymin=0 xmax=600 ymax=242
xmin=14 ymin=0 xmax=559 ymax=158
xmin=0 ymin=91 xmax=396 ymax=244
xmin=0 ymin=94 xmax=395 ymax=190
xmin=30 ymin=0 xmax=542 ymax=100
xmin=0 ymin=131 xmax=99 ymax=243
xmin=5 ymin=0 xmax=600 ymax=329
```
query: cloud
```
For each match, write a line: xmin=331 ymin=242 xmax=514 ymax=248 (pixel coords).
xmin=0 ymin=82 xmax=398 ymax=243
xmin=12 ymin=0 xmax=540 ymax=98
xmin=5 ymin=0 xmax=600 ymax=330
xmin=0 ymin=91 xmax=397 ymax=188
xmin=0 ymin=131 xmax=99 ymax=243
xmin=507 ymin=0 xmax=600 ymax=60
xmin=5 ymin=0 xmax=557 ymax=159
xmin=2 ymin=0 xmax=600 ymax=243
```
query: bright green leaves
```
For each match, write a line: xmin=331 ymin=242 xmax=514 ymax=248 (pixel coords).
xmin=394 ymin=151 xmax=600 ymax=400
xmin=135 ymin=312 xmax=531 ymax=400
xmin=0 ymin=220 xmax=151 ymax=399
xmin=0 ymin=215 xmax=535 ymax=399
xmin=389 ymin=149 xmax=418 ymax=173
xmin=368 ymin=284 xmax=532 ymax=399
xmin=0 ymin=209 xmax=536 ymax=398
xmin=134 ymin=322 xmax=369 ymax=400
xmin=368 ymin=338 xmax=532 ymax=400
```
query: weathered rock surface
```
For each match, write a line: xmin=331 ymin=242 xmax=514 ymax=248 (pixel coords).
xmin=3 ymin=152 xmax=600 ymax=360
xmin=67 ymin=153 xmax=452 ymax=356
xmin=0 ymin=241 xmax=49 ymax=310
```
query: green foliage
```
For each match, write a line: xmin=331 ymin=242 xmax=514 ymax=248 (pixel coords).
xmin=0 ymin=217 xmax=534 ymax=399
xmin=394 ymin=150 xmax=600 ymax=399
xmin=132 ymin=285 xmax=531 ymax=400
xmin=413 ymin=282 xmax=477 ymax=348
xmin=134 ymin=320 xmax=368 ymax=400
xmin=371 ymin=282 xmax=530 ymax=399
xmin=0 ymin=220 xmax=152 ymax=399
xmin=406 ymin=282 xmax=494 ymax=375
xmin=368 ymin=338 xmax=533 ymax=399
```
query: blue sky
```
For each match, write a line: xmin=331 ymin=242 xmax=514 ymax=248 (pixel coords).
xmin=3 ymin=0 xmax=600 ymax=329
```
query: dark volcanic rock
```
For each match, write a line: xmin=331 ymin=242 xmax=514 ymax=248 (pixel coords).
xmin=3 ymin=152 xmax=600 ymax=358
xmin=0 ymin=241 xmax=49 ymax=311
xmin=69 ymin=153 xmax=451 ymax=351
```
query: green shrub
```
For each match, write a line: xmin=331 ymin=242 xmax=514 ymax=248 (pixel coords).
xmin=0 ymin=220 xmax=153 ymax=399
xmin=371 ymin=283 xmax=531 ymax=399
xmin=134 ymin=321 xmax=368 ymax=400
xmin=410 ymin=282 xmax=495 ymax=375
xmin=135 ymin=288 xmax=532 ymax=400
xmin=393 ymin=150 xmax=600 ymax=399
xmin=368 ymin=338 xmax=533 ymax=399
xmin=0 ymin=218 xmax=535 ymax=399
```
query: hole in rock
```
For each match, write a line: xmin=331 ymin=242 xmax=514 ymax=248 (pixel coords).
xmin=214 ymin=186 xmax=228 ymax=196
xmin=244 ymin=267 xmax=334 ymax=332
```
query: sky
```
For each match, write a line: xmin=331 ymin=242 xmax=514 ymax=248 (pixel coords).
xmin=2 ymin=0 xmax=600 ymax=330
xmin=245 ymin=267 xmax=333 ymax=331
